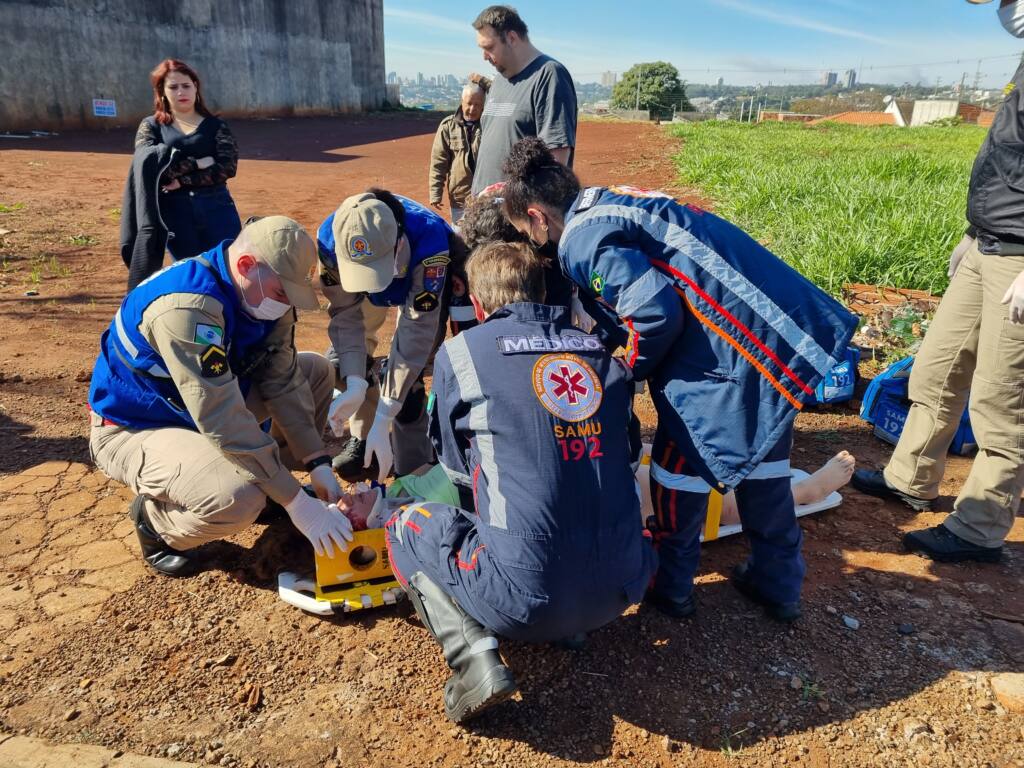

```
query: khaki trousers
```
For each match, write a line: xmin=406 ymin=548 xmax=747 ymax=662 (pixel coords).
xmin=89 ymin=352 xmax=334 ymax=550
xmin=348 ymin=304 xmax=436 ymax=476
xmin=883 ymin=243 xmax=1024 ymax=548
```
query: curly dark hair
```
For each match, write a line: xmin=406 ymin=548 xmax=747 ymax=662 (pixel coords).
xmin=457 ymin=189 xmax=526 ymax=251
xmin=501 ymin=137 xmax=580 ymax=221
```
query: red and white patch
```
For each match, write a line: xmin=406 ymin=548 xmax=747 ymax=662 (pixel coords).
xmin=531 ymin=354 xmax=603 ymax=422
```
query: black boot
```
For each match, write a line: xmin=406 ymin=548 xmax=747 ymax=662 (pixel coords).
xmin=256 ymin=484 xmax=317 ymax=524
xmin=904 ymin=523 xmax=1002 ymax=563
xmin=331 ymin=436 xmax=378 ymax=483
xmin=405 ymin=572 xmax=517 ymax=724
xmin=730 ymin=562 xmax=801 ymax=623
xmin=850 ymin=469 xmax=933 ymax=511
xmin=644 ymin=589 xmax=697 ymax=619
xmin=129 ymin=495 xmax=192 ymax=577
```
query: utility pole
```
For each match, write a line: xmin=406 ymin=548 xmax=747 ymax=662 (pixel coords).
xmin=973 ymin=59 xmax=982 ymax=94
xmin=959 ymin=71 xmax=967 ymax=98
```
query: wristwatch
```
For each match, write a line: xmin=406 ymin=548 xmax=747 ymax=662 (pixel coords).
xmin=304 ymin=455 xmax=332 ymax=472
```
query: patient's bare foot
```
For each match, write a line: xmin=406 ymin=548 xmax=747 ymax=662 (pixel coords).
xmin=793 ymin=451 xmax=855 ymax=506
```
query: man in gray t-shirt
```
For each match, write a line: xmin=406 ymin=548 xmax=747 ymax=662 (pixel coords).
xmin=471 ymin=5 xmax=578 ymax=195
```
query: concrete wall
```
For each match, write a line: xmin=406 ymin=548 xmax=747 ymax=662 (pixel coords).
xmin=0 ymin=0 xmax=385 ymax=131
xmin=909 ymin=100 xmax=959 ymax=127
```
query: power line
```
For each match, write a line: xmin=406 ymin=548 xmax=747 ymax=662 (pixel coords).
xmin=574 ymin=50 xmax=1022 ymax=78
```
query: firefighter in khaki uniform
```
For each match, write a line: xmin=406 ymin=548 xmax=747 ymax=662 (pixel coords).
xmin=317 ymin=190 xmax=467 ymax=483
xmin=88 ymin=217 xmax=353 ymax=576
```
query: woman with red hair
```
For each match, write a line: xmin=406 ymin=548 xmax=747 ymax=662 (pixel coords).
xmin=133 ymin=59 xmax=241 ymax=262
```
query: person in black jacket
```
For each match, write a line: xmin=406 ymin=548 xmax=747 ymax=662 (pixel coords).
xmin=852 ymin=0 xmax=1024 ymax=564
xmin=132 ymin=59 xmax=241 ymax=269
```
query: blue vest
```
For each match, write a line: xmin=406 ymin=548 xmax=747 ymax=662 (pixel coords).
xmin=316 ymin=195 xmax=452 ymax=307
xmin=88 ymin=243 xmax=278 ymax=430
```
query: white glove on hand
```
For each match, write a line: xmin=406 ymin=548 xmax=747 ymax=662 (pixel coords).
xmin=327 ymin=377 xmax=369 ymax=437
xmin=365 ymin=396 xmax=401 ymax=484
xmin=948 ymin=234 xmax=974 ymax=278
xmin=1001 ymin=269 xmax=1024 ymax=324
xmin=284 ymin=489 xmax=353 ymax=557
xmin=309 ymin=464 xmax=343 ymax=504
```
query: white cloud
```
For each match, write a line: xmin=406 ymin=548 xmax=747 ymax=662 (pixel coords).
xmin=708 ymin=0 xmax=895 ymax=45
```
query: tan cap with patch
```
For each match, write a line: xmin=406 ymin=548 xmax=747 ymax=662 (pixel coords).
xmin=242 ymin=215 xmax=320 ymax=310
xmin=331 ymin=193 xmax=399 ymax=293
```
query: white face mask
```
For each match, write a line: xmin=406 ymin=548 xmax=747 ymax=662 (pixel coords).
xmin=999 ymin=1 xmax=1024 ymax=38
xmin=246 ymin=266 xmax=292 ymax=321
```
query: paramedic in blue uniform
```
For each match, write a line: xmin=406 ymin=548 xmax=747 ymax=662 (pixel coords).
xmin=385 ymin=241 xmax=656 ymax=723
xmin=317 ymin=190 xmax=476 ymax=484
xmin=88 ymin=217 xmax=353 ymax=576
xmin=499 ymin=138 xmax=858 ymax=622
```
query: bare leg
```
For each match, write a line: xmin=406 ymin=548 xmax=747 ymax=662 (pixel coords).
xmin=793 ymin=451 xmax=856 ymax=506
xmin=721 ymin=492 xmax=740 ymax=526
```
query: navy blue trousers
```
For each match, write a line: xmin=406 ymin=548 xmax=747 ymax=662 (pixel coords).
xmin=162 ymin=186 xmax=241 ymax=262
xmin=649 ymin=422 xmax=805 ymax=605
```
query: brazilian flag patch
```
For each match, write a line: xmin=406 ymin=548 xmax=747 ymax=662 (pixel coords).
xmin=200 ymin=345 xmax=228 ymax=377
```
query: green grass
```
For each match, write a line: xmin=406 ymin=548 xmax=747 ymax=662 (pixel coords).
xmin=0 ymin=203 xmax=25 ymax=213
xmin=668 ymin=121 xmax=987 ymax=296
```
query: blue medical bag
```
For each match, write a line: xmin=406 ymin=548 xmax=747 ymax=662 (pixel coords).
xmin=860 ymin=356 xmax=976 ymax=455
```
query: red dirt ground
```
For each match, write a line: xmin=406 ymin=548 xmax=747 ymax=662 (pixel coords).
xmin=0 ymin=115 xmax=1021 ymax=768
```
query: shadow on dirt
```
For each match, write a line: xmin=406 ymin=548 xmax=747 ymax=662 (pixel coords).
xmin=0 ymin=114 xmax=443 ymax=164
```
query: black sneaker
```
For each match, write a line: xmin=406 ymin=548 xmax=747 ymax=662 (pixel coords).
xmin=730 ymin=563 xmax=801 ymax=623
xmin=904 ymin=524 xmax=1002 ymax=563
xmin=332 ymin=437 xmax=378 ymax=483
xmin=645 ymin=590 xmax=697 ymax=619
xmin=129 ymin=495 xmax=193 ymax=577
xmin=850 ymin=469 xmax=933 ymax=511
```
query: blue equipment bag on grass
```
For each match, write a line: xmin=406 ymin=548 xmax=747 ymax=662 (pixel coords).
xmin=860 ymin=356 xmax=976 ymax=455
xmin=814 ymin=346 xmax=860 ymax=404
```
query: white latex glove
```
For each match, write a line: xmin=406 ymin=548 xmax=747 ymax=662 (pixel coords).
xmin=309 ymin=464 xmax=343 ymax=504
xmin=196 ymin=155 xmax=215 ymax=169
xmin=327 ymin=376 xmax=369 ymax=437
xmin=1001 ymin=269 xmax=1024 ymax=324
xmin=284 ymin=489 xmax=353 ymax=557
xmin=365 ymin=396 xmax=401 ymax=484
xmin=948 ymin=234 xmax=974 ymax=278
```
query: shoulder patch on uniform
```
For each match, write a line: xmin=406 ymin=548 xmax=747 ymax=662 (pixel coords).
xmin=423 ymin=254 xmax=450 ymax=267
xmin=497 ymin=335 xmax=604 ymax=355
xmin=577 ymin=187 xmax=602 ymax=211
xmin=413 ymin=291 xmax=439 ymax=312
xmin=589 ymin=271 xmax=605 ymax=294
xmin=194 ymin=323 xmax=223 ymax=346
xmin=423 ymin=263 xmax=448 ymax=294
xmin=200 ymin=344 xmax=228 ymax=378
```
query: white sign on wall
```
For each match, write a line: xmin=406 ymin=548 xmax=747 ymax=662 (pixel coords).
xmin=92 ymin=99 xmax=117 ymax=117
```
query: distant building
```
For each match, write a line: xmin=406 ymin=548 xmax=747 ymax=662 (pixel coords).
xmin=807 ymin=111 xmax=895 ymax=127
xmin=716 ymin=77 xmax=724 ymax=87
xmin=601 ymin=71 xmax=617 ymax=87
xmin=416 ymin=72 xmax=424 ymax=85
xmin=447 ymin=74 xmax=459 ymax=88
xmin=821 ymin=71 xmax=838 ymax=87
xmin=844 ymin=69 xmax=857 ymax=89
xmin=758 ymin=111 xmax=822 ymax=123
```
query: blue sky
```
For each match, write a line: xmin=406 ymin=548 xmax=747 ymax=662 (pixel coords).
xmin=384 ymin=0 xmax=1023 ymax=88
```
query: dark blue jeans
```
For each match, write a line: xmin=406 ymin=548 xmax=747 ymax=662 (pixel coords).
xmin=161 ymin=186 xmax=241 ymax=261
